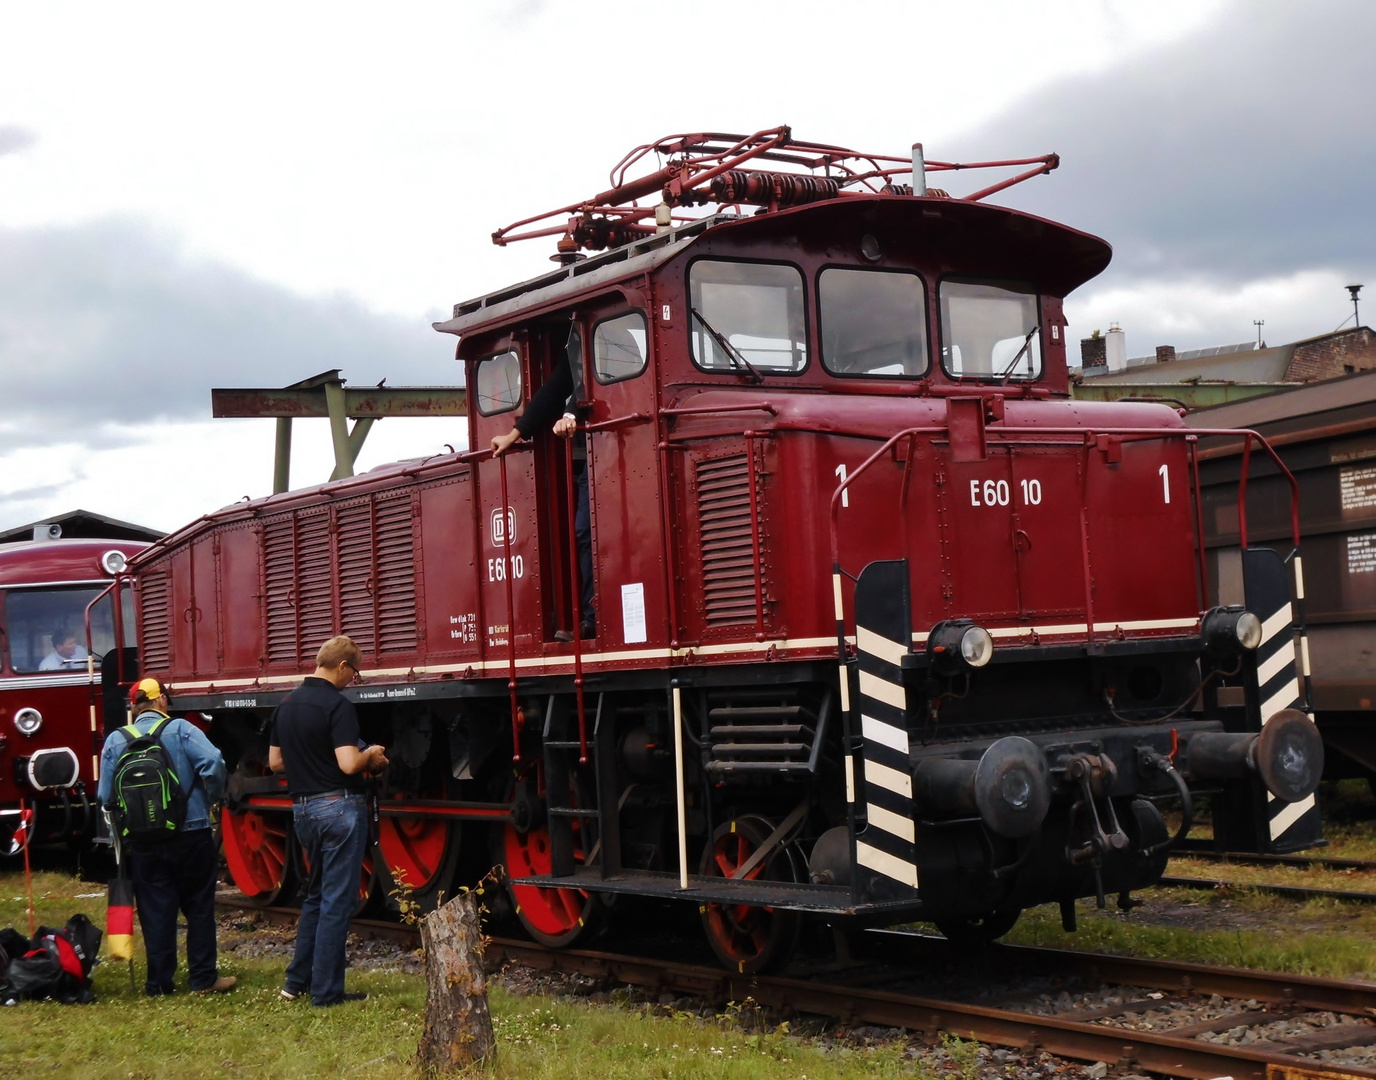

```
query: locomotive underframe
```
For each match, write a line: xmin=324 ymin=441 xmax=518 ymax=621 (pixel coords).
xmin=207 ymin=630 xmax=1268 ymax=927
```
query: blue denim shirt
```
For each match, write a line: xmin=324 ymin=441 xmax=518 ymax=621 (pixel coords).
xmin=97 ymin=710 xmax=227 ymax=832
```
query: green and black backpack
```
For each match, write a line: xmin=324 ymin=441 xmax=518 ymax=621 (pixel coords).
xmin=109 ymin=718 xmax=187 ymax=844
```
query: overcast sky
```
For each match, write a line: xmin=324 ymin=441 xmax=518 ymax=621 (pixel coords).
xmin=1 ymin=0 xmax=1370 ymax=534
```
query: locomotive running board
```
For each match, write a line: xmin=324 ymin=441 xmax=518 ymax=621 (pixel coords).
xmin=511 ymin=869 xmax=923 ymax=918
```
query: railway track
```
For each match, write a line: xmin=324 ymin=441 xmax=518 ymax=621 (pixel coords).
xmin=218 ymin=896 xmax=1376 ymax=1079
xmin=1163 ymin=847 xmax=1376 ymax=905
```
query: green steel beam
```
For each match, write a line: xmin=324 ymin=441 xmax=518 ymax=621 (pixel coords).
xmin=1071 ymin=382 xmax=1289 ymax=409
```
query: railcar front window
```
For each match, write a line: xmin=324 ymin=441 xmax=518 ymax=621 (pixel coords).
xmin=939 ymin=279 xmax=1042 ymax=380
xmin=689 ymin=260 xmax=807 ymax=374
xmin=593 ymin=311 xmax=649 ymax=384
xmin=475 ymin=351 xmax=522 ymax=415
xmin=819 ymin=268 xmax=928 ymax=377
xmin=4 ymin=587 xmax=133 ymax=673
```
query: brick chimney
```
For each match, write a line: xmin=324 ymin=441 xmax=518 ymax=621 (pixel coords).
xmin=1156 ymin=345 xmax=1176 ymax=364
xmin=1081 ymin=335 xmax=1106 ymax=368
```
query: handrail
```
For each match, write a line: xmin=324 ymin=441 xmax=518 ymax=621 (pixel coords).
xmin=496 ymin=453 xmax=521 ymax=762
xmin=82 ymin=581 xmax=120 ymax=687
xmin=584 ymin=411 xmax=652 ymax=432
xmin=660 ymin=402 xmax=778 ymax=418
xmin=827 ymin=423 xmax=1302 ymax=638
xmin=563 ymin=445 xmax=589 ymax=763
xmin=83 ymin=579 xmax=121 ymax=786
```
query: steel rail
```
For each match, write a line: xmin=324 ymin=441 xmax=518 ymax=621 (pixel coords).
xmin=484 ymin=936 xmax=1376 ymax=1080
xmin=1173 ymin=845 xmax=1376 ymax=872
xmin=216 ymin=896 xmax=1376 ymax=1080
xmin=1157 ymin=874 xmax=1376 ymax=906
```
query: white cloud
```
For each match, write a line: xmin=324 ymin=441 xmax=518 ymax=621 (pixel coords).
xmin=0 ymin=416 xmax=470 ymax=535
xmin=0 ymin=0 xmax=1227 ymax=314
xmin=1066 ymin=269 xmax=1361 ymax=361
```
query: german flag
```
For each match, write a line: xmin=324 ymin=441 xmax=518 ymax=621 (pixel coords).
xmin=107 ymin=873 xmax=135 ymax=962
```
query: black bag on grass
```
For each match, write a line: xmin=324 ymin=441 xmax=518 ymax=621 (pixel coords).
xmin=1 ymin=915 xmax=101 ymax=1004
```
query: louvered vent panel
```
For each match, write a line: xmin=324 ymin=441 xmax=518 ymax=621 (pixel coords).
xmin=336 ymin=502 xmax=376 ymax=654
xmin=295 ymin=511 xmax=334 ymax=659
xmin=263 ymin=517 xmax=297 ymax=664
xmin=696 ymin=454 xmax=762 ymax=627
xmin=138 ymin=570 xmax=171 ymax=670
xmin=374 ymin=496 xmax=417 ymax=653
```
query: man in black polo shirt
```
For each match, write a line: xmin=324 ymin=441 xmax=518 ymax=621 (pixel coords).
xmin=268 ymin=635 xmax=387 ymax=1006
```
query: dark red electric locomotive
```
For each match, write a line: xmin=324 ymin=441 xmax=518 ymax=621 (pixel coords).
xmin=126 ymin=130 xmax=1324 ymax=971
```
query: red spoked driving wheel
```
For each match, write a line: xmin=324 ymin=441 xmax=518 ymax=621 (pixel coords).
xmin=377 ymin=800 xmax=460 ymax=912
xmin=699 ymin=815 xmax=801 ymax=974
xmin=222 ymin=806 xmax=294 ymax=906
xmin=502 ymin=771 xmax=599 ymax=948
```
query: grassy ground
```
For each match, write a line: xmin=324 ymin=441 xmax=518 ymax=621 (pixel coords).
xmin=4 ymin=782 xmax=1374 ymax=1076
xmin=990 ymin=781 xmax=1376 ymax=981
xmin=0 ymin=869 xmax=938 ymax=1079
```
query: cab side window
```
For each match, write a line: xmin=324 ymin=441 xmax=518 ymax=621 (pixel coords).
xmin=593 ymin=311 xmax=649 ymax=384
xmin=475 ymin=350 xmax=523 ymax=414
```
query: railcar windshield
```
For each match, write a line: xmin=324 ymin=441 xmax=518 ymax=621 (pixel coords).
xmin=689 ymin=260 xmax=807 ymax=374
xmin=4 ymin=586 xmax=135 ymax=674
xmin=939 ymin=278 xmax=1042 ymax=381
xmin=820 ymin=268 xmax=928 ymax=377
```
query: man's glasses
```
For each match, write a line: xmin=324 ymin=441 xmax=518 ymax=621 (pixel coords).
xmin=341 ymin=660 xmax=359 ymax=680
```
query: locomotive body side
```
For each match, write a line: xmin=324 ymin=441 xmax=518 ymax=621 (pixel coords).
xmin=0 ymin=539 xmax=146 ymax=851
xmin=126 ymin=188 xmax=1322 ymax=964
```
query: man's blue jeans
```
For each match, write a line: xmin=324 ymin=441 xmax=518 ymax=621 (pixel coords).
xmin=285 ymin=793 xmax=368 ymax=1006
xmin=130 ymin=827 xmax=220 ymax=994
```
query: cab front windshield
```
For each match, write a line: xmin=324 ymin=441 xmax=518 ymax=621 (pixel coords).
xmin=4 ymin=587 xmax=134 ymax=674
xmin=939 ymin=279 xmax=1042 ymax=381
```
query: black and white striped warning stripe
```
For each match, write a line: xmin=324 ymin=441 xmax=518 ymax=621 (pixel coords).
xmin=853 ymin=623 xmax=919 ymax=889
xmin=1254 ymin=556 xmax=1315 ymax=842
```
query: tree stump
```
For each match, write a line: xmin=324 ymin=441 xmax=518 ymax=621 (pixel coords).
xmin=417 ymin=892 xmax=496 ymax=1072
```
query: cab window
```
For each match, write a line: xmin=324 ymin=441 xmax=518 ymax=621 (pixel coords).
xmin=819 ymin=268 xmax=928 ymax=377
xmin=939 ymin=279 xmax=1041 ymax=381
xmin=475 ymin=350 xmax=522 ymax=415
xmin=593 ymin=311 xmax=648 ymax=384
xmin=5 ymin=586 xmax=135 ymax=673
xmin=689 ymin=260 xmax=807 ymax=374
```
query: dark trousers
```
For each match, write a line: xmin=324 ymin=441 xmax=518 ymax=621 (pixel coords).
xmin=286 ymin=793 xmax=368 ymax=1006
xmin=130 ymin=827 xmax=219 ymax=994
xmin=574 ymin=461 xmax=594 ymax=626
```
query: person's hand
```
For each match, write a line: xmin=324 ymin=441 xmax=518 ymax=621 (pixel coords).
xmin=366 ymin=745 xmax=389 ymax=772
xmin=490 ymin=428 xmax=521 ymax=456
xmin=552 ymin=414 xmax=578 ymax=438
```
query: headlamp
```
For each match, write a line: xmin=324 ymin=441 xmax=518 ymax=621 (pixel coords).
xmin=1201 ymin=606 xmax=1263 ymax=658
xmin=927 ymin=620 xmax=994 ymax=674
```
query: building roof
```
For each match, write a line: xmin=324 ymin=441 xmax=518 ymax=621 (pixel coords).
xmin=1184 ymin=367 xmax=1376 ymax=436
xmin=1082 ymin=343 xmax=1295 ymax=385
xmin=0 ymin=509 xmax=166 ymax=545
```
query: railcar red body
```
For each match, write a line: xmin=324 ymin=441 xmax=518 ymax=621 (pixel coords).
xmin=124 ymin=132 xmax=1324 ymax=969
xmin=0 ymin=538 xmax=146 ymax=851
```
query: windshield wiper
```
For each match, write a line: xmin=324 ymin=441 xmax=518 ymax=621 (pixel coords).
xmin=998 ymin=325 xmax=1040 ymax=382
xmin=691 ymin=307 xmax=764 ymax=384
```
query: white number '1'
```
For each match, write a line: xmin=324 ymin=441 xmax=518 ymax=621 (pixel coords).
xmin=1159 ymin=463 xmax=1170 ymax=504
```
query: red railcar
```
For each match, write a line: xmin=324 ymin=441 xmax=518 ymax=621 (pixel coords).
xmin=126 ymin=132 xmax=1324 ymax=970
xmin=0 ymin=535 xmax=146 ymax=852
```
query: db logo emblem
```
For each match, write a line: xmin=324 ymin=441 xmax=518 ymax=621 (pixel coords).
xmin=490 ymin=507 xmax=516 ymax=546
